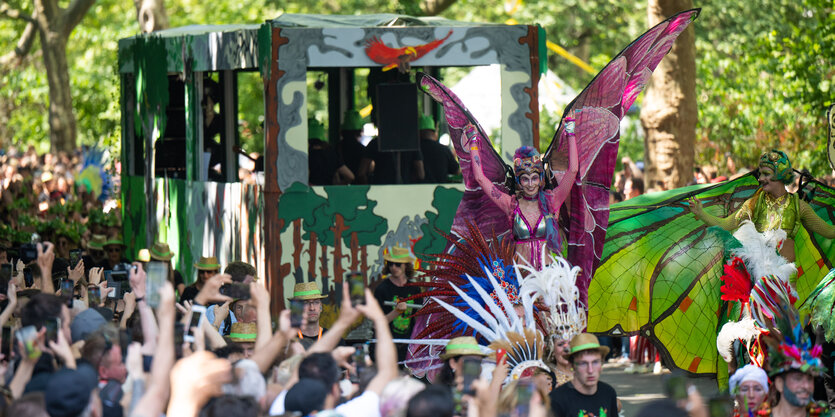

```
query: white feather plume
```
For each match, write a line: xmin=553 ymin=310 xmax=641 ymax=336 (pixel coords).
xmin=732 ymin=221 xmax=796 ymax=283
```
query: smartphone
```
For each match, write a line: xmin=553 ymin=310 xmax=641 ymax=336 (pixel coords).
xmin=15 ymin=325 xmax=40 ymax=360
xmin=185 ymin=305 xmax=206 ymax=343
xmin=664 ymin=374 xmax=688 ymax=401
xmin=45 ymin=318 xmax=60 ymax=344
xmin=60 ymin=279 xmax=74 ymax=307
xmin=103 ymin=270 xmax=113 ymax=282
xmin=349 ymin=274 xmax=365 ymax=307
xmin=146 ymin=261 xmax=168 ymax=308
xmin=1 ymin=326 xmax=12 ymax=359
xmin=461 ymin=357 xmax=481 ymax=396
xmin=107 ymin=281 xmax=121 ymax=299
xmin=514 ymin=379 xmax=534 ymax=417
xmin=0 ymin=264 xmax=10 ymax=296
xmin=289 ymin=299 xmax=304 ymax=328
xmin=69 ymin=249 xmax=82 ymax=268
xmin=23 ymin=266 xmax=33 ymax=288
xmin=174 ymin=322 xmax=184 ymax=358
xmin=88 ymin=286 xmax=101 ymax=307
xmin=708 ymin=395 xmax=733 ymax=417
xmin=219 ymin=283 xmax=251 ymax=300
xmin=350 ymin=343 xmax=366 ymax=383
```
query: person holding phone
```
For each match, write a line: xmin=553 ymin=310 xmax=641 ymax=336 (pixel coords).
xmin=148 ymin=242 xmax=185 ymax=296
xmin=288 ymin=282 xmax=332 ymax=350
xmin=373 ymin=246 xmax=421 ymax=363
xmin=549 ymin=333 xmax=619 ymax=417
xmin=180 ymin=256 xmax=221 ymax=303
xmin=437 ymin=336 xmax=487 ymax=387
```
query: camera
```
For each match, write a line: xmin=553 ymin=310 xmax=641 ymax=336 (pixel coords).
xmin=111 ymin=263 xmax=132 ymax=281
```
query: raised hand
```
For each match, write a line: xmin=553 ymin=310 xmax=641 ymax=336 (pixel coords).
xmin=89 ymin=267 xmax=104 ymax=286
xmin=68 ymin=258 xmax=85 ymax=284
xmin=564 ymin=116 xmax=576 ymax=135
xmin=193 ymin=274 xmax=233 ymax=306
xmin=129 ymin=262 xmax=146 ymax=299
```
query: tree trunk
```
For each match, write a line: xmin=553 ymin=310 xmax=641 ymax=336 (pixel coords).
xmin=360 ymin=246 xmax=367 ymax=281
xmin=308 ymin=232 xmax=318 ymax=280
xmin=331 ymin=214 xmax=348 ymax=284
xmin=349 ymin=232 xmax=359 ymax=272
xmin=319 ymin=242 xmax=328 ymax=286
xmin=134 ymin=0 xmax=169 ymax=33
xmin=292 ymin=219 xmax=302 ymax=269
xmin=640 ymin=0 xmax=697 ymax=190
xmin=39 ymin=24 xmax=74 ymax=153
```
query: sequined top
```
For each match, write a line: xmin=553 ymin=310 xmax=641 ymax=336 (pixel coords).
xmin=512 ymin=206 xmax=547 ymax=269
xmin=735 ymin=190 xmax=800 ymax=239
xmin=513 ymin=207 xmax=547 ymax=240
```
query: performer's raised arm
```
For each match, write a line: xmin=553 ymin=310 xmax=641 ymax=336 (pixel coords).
xmin=546 ymin=117 xmax=578 ymax=210
xmin=689 ymin=197 xmax=743 ymax=231
xmin=466 ymin=125 xmax=514 ymax=215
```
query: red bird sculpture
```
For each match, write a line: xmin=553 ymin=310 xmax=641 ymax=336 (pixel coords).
xmin=365 ymin=30 xmax=454 ymax=73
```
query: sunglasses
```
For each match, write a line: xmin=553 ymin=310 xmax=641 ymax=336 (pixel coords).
xmin=387 ymin=262 xmax=406 ymax=267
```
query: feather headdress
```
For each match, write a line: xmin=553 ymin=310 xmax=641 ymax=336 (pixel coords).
xmin=517 ymin=247 xmax=586 ymax=349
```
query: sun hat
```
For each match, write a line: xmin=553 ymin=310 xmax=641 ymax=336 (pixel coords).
xmin=440 ymin=336 xmax=487 ymax=360
xmin=568 ymin=333 xmax=610 ymax=358
xmin=87 ymin=234 xmax=107 ymax=251
xmin=383 ymin=246 xmax=415 ymax=264
xmin=229 ymin=322 xmax=258 ymax=343
xmin=137 ymin=249 xmax=151 ymax=263
xmin=291 ymin=282 xmax=328 ymax=301
xmin=104 ymin=234 xmax=125 ymax=247
xmin=194 ymin=256 xmax=221 ymax=271
xmin=149 ymin=242 xmax=175 ymax=261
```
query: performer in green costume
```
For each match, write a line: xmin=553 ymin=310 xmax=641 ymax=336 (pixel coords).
xmin=588 ymin=149 xmax=835 ymax=383
xmin=690 ymin=150 xmax=835 ymax=262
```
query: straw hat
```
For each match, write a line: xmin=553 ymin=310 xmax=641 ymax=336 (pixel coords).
xmin=149 ymin=242 xmax=175 ymax=261
xmin=87 ymin=235 xmax=107 ymax=251
xmin=229 ymin=322 xmax=257 ymax=343
xmin=137 ymin=249 xmax=151 ymax=263
xmin=104 ymin=234 xmax=125 ymax=247
xmin=194 ymin=256 xmax=220 ymax=271
xmin=568 ymin=333 xmax=610 ymax=358
xmin=440 ymin=336 xmax=487 ymax=360
xmin=290 ymin=282 xmax=327 ymax=301
xmin=383 ymin=246 xmax=415 ymax=264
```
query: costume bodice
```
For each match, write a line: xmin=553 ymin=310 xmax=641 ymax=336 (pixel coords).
xmin=735 ymin=190 xmax=800 ymax=239
xmin=512 ymin=207 xmax=546 ymax=241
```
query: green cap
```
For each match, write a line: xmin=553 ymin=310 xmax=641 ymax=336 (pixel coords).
xmin=419 ymin=114 xmax=435 ymax=131
xmin=308 ymin=118 xmax=325 ymax=141
xmin=341 ymin=109 xmax=364 ymax=131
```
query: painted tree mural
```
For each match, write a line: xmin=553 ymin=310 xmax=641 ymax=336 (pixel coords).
xmin=413 ymin=187 xmax=464 ymax=261
xmin=277 ymin=183 xmax=327 ymax=286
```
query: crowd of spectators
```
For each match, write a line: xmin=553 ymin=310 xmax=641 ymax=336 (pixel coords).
xmin=0 ymin=146 xmax=121 ymax=261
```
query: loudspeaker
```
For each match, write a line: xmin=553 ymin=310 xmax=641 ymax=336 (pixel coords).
xmin=376 ymin=83 xmax=419 ymax=152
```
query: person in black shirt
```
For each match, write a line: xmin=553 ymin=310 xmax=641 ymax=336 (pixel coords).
xmin=289 ymin=281 xmax=338 ymax=350
xmin=550 ymin=333 xmax=619 ymax=417
xmin=180 ymin=256 xmax=220 ymax=304
xmin=418 ymin=115 xmax=459 ymax=183
xmin=373 ymin=246 xmax=421 ymax=363
xmin=338 ymin=109 xmax=367 ymax=181
xmin=308 ymin=118 xmax=354 ymax=185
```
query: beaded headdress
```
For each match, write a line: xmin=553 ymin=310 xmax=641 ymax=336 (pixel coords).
xmin=513 ymin=146 xmax=544 ymax=184
xmin=758 ymin=150 xmax=793 ymax=184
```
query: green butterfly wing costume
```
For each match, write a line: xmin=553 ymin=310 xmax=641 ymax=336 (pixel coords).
xmin=588 ymin=172 xmax=835 ymax=380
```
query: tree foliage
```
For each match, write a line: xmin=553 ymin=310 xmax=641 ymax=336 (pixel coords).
xmin=695 ymin=0 xmax=835 ymax=176
xmin=1 ymin=0 xmax=832 ymax=177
